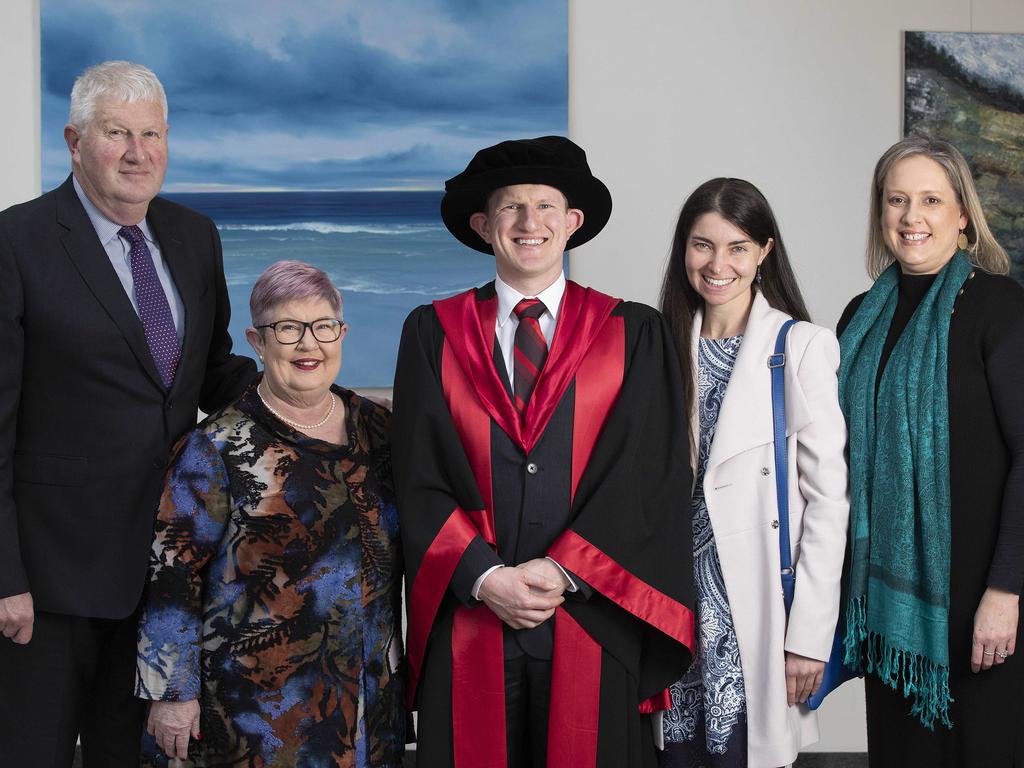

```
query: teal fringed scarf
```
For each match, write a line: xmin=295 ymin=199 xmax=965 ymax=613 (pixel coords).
xmin=838 ymin=251 xmax=972 ymax=730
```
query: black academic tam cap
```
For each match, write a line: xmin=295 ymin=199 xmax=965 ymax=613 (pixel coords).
xmin=440 ymin=135 xmax=613 ymax=255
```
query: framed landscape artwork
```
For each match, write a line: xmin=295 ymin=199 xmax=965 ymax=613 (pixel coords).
xmin=904 ymin=31 xmax=1024 ymax=284
xmin=42 ymin=1 xmax=569 ymax=386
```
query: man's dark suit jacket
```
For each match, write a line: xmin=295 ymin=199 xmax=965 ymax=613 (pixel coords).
xmin=0 ymin=176 xmax=256 ymax=619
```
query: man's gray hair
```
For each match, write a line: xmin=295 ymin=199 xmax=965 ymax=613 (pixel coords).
xmin=68 ymin=61 xmax=168 ymax=128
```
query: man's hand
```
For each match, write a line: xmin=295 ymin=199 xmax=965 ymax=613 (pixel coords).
xmin=0 ymin=592 xmax=34 ymax=645
xmin=785 ymin=651 xmax=825 ymax=706
xmin=477 ymin=566 xmax=564 ymax=629
xmin=516 ymin=558 xmax=571 ymax=596
xmin=148 ymin=699 xmax=201 ymax=760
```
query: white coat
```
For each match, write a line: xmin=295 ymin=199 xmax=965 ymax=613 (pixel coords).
xmin=693 ymin=292 xmax=850 ymax=767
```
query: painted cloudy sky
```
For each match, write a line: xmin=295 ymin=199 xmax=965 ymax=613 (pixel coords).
xmin=41 ymin=0 xmax=568 ymax=192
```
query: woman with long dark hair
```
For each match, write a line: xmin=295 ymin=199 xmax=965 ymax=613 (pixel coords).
xmin=838 ymin=136 xmax=1023 ymax=767
xmin=658 ymin=179 xmax=849 ymax=767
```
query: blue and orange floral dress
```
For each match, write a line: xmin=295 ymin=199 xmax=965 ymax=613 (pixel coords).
xmin=136 ymin=382 xmax=405 ymax=767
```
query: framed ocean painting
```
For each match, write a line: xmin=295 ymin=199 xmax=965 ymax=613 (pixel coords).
xmin=42 ymin=1 xmax=569 ymax=386
xmin=904 ymin=31 xmax=1024 ymax=285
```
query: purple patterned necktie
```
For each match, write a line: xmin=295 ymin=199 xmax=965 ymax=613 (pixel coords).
xmin=119 ymin=225 xmax=180 ymax=389
xmin=512 ymin=298 xmax=549 ymax=413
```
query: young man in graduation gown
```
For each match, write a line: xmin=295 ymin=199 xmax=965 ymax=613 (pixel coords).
xmin=392 ymin=136 xmax=695 ymax=768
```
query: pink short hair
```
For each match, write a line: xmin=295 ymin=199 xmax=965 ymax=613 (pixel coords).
xmin=249 ymin=260 xmax=343 ymax=325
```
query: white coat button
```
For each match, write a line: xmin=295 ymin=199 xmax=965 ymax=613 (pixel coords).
xmin=526 ymin=462 xmax=538 ymax=475
xmin=771 ymin=520 xmax=780 ymax=529
xmin=761 ymin=467 xmax=770 ymax=476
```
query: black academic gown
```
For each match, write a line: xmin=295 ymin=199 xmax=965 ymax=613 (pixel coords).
xmin=393 ymin=280 xmax=695 ymax=768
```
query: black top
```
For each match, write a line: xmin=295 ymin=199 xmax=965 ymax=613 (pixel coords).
xmin=839 ymin=269 xmax=1024 ymax=594
xmin=874 ymin=272 xmax=937 ymax=389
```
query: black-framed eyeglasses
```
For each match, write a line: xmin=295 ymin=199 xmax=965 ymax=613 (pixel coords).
xmin=256 ymin=318 xmax=346 ymax=344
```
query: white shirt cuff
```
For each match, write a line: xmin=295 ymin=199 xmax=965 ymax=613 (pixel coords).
xmin=472 ymin=564 xmax=505 ymax=601
xmin=546 ymin=557 xmax=578 ymax=592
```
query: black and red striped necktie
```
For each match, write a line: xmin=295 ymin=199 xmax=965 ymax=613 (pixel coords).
xmin=512 ymin=298 xmax=548 ymax=413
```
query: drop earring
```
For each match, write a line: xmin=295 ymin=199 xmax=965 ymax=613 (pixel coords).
xmin=755 ymin=265 xmax=763 ymax=284
xmin=957 ymin=230 xmax=969 ymax=250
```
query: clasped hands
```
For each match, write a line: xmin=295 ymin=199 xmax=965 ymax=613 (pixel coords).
xmin=477 ymin=558 xmax=570 ymax=629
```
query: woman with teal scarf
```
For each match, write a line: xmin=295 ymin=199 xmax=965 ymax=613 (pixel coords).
xmin=838 ymin=136 xmax=1024 ymax=767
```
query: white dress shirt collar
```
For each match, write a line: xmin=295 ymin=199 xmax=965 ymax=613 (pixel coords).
xmin=494 ymin=272 xmax=566 ymax=328
xmin=73 ymin=175 xmax=156 ymax=248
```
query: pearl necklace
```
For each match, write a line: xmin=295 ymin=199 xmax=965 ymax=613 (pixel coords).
xmin=257 ymin=382 xmax=336 ymax=430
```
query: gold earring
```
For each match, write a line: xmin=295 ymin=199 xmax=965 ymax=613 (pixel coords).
xmin=957 ymin=230 xmax=969 ymax=250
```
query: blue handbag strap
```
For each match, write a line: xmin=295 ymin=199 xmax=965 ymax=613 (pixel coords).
xmin=770 ymin=319 xmax=797 ymax=613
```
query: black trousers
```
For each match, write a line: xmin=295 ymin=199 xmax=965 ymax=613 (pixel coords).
xmin=504 ymin=654 xmax=553 ymax=768
xmin=0 ymin=609 xmax=145 ymax=767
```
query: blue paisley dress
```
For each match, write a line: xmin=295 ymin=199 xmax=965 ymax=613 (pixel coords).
xmin=136 ymin=382 xmax=405 ymax=767
xmin=661 ymin=335 xmax=747 ymax=768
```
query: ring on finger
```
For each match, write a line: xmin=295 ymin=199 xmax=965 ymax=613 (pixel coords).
xmin=983 ymin=650 xmax=995 ymax=656
xmin=996 ymin=650 xmax=1009 ymax=659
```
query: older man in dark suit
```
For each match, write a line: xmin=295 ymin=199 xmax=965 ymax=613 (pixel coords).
xmin=0 ymin=60 xmax=255 ymax=766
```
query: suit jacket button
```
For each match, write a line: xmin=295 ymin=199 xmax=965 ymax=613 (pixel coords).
xmin=526 ymin=462 xmax=538 ymax=475
xmin=152 ymin=458 xmax=164 ymax=470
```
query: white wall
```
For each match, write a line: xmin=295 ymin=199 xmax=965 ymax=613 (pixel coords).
xmin=568 ymin=0 xmax=1024 ymax=751
xmin=0 ymin=0 xmax=40 ymax=210
xmin=4 ymin=0 xmax=1024 ymax=754
xmin=570 ymin=0 xmax=1024 ymax=331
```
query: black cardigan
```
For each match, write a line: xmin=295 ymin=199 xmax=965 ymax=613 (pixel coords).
xmin=838 ymin=268 xmax=1024 ymax=596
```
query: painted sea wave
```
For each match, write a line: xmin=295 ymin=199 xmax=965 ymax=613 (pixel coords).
xmin=218 ymin=222 xmax=444 ymax=236
xmin=166 ymin=190 xmax=494 ymax=387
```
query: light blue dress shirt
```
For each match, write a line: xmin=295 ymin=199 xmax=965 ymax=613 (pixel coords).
xmin=73 ymin=176 xmax=185 ymax=341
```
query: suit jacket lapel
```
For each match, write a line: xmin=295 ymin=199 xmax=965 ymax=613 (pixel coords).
xmin=147 ymin=199 xmax=200 ymax=396
xmin=55 ymin=177 xmax=165 ymax=390
xmin=492 ymin=332 xmax=513 ymax=398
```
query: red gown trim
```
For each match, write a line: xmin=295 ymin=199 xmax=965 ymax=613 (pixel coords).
xmin=638 ymin=688 xmax=673 ymax=714
xmin=545 ymin=310 xmax=626 ymax=765
xmin=443 ymin=341 xmax=496 ymax=543
xmin=433 ymin=281 xmax=620 ymax=453
xmin=452 ymin=608 xmax=507 ymax=766
xmin=547 ymin=608 xmax=603 ymax=767
xmin=443 ymin=321 xmax=508 ymax=765
xmin=547 ymin=529 xmax=696 ymax=651
xmin=405 ymin=506 xmax=481 ymax=708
